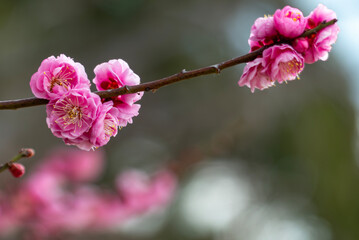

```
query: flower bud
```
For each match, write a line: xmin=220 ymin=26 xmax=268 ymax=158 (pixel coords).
xmin=292 ymin=37 xmax=309 ymax=53
xmin=273 ymin=6 xmax=307 ymax=38
xmin=20 ymin=148 xmax=35 ymax=158
xmin=9 ymin=163 xmax=25 ymax=178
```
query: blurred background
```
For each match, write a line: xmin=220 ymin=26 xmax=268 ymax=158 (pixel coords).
xmin=0 ymin=0 xmax=358 ymax=239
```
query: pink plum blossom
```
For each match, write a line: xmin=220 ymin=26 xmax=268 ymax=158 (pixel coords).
xmin=302 ymin=4 xmax=339 ymax=63
xmin=30 ymin=54 xmax=90 ymax=100
xmin=113 ymin=102 xmax=141 ymax=126
xmin=46 ymin=89 xmax=101 ymax=149
xmin=93 ymin=59 xmax=143 ymax=106
xmin=90 ymin=101 xmax=120 ymax=148
xmin=93 ymin=59 xmax=143 ymax=127
xmin=249 ymin=16 xmax=278 ymax=43
xmin=238 ymin=57 xmax=275 ymax=92
xmin=262 ymin=44 xmax=304 ymax=84
xmin=62 ymin=133 xmax=95 ymax=151
xmin=307 ymin=3 xmax=337 ymax=25
xmin=62 ymin=101 xmax=121 ymax=150
xmin=241 ymin=4 xmax=338 ymax=92
xmin=248 ymin=38 xmax=264 ymax=52
xmin=292 ymin=37 xmax=309 ymax=53
xmin=273 ymin=6 xmax=307 ymax=38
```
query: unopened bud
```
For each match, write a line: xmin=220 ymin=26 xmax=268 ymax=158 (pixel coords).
xmin=9 ymin=163 xmax=25 ymax=178
xmin=19 ymin=148 xmax=35 ymax=158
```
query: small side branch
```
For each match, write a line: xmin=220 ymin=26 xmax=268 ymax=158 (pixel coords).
xmin=0 ymin=148 xmax=35 ymax=176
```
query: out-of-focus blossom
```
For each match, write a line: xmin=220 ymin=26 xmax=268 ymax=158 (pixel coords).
xmin=249 ymin=16 xmax=278 ymax=43
xmin=302 ymin=4 xmax=339 ymax=63
xmin=262 ymin=44 xmax=304 ymax=84
xmin=238 ymin=58 xmax=274 ymax=92
xmin=307 ymin=3 xmax=337 ymax=26
xmin=0 ymin=149 xmax=177 ymax=239
xmin=273 ymin=6 xmax=307 ymax=38
xmin=116 ymin=170 xmax=177 ymax=211
xmin=30 ymin=54 xmax=90 ymax=100
xmin=241 ymin=4 xmax=338 ymax=92
xmin=38 ymin=148 xmax=104 ymax=182
xmin=248 ymin=16 xmax=279 ymax=52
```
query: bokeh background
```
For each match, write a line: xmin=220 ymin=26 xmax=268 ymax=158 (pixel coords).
xmin=0 ymin=0 xmax=358 ymax=239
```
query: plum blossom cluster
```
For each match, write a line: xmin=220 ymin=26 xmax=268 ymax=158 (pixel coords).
xmin=30 ymin=55 xmax=143 ymax=150
xmin=0 ymin=149 xmax=177 ymax=240
xmin=239 ymin=4 xmax=339 ymax=92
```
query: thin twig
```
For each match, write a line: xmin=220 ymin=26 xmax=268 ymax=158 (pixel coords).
xmin=0 ymin=19 xmax=337 ymax=110
xmin=0 ymin=148 xmax=35 ymax=173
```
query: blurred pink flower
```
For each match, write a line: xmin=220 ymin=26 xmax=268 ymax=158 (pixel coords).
xmin=249 ymin=16 xmax=278 ymax=43
xmin=30 ymin=54 xmax=90 ymax=100
xmin=38 ymin=148 xmax=104 ymax=182
xmin=0 ymin=193 xmax=18 ymax=235
xmin=307 ymin=3 xmax=337 ymax=26
xmin=0 ymin=149 xmax=177 ymax=239
xmin=241 ymin=4 xmax=338 ymax=93
xmin=273 ymin=6 xmax=307 ymax=38
xmin=303 ymin=4 xmax=339 ymax=63
xmin=46 ymin=89 xmax=102 ymax=150
xmin=238 ymin=57 xmax=275 ymax=92
xmin=115 ymin=169 xmax=177 ymax=213
xmin=262 ymin=44 xmax=304 ymax=84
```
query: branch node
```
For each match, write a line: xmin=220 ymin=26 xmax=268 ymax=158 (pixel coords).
xmin=124 ymin=85 xmax=132 ymax=93
xmin=145 ymin=87 xmax=151 ymax=92
xmin=212 ymin=64 xmax=221 ymax=74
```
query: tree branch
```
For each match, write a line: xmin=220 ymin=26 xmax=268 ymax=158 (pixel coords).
xmin=0 ymin=19 xmax=337 ymax=110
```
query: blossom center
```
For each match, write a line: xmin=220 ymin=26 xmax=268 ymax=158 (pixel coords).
xmin=54 ymin=98 xmax=85 ymax=128
xmin=67 ymin=106 xmax=82 ymax=121
xmin=285 ymin=11 xmax=302 ymax=22
xmin=104 ymin=114 xmax=117 ymax=139
xmin=100 ymin=78 xmax=120 ymax=90
xmin=307 ymin=18 xmax=317 ymax=29
xmin=279 ymin=59 xmax=303 ymax=77
xmin=46 ymin=66 xmax=75 ymax=92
